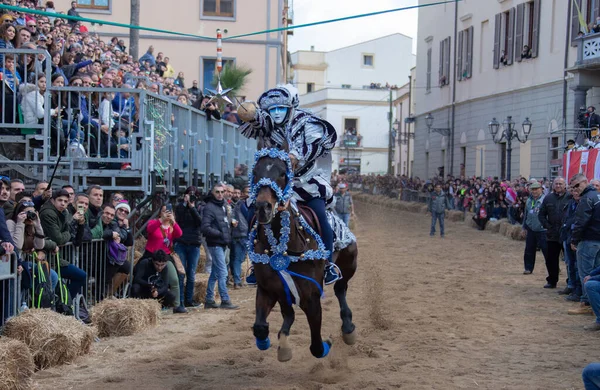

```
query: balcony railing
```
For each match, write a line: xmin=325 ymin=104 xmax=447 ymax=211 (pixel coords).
xmin=341 ymin=135 xmax=362 ymax=148
xmin=575 ymin=33 xmax=600 ymax=66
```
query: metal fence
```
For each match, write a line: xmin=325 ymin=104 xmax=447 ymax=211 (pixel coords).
xmin=0 ymin=48 xmax=257 ymax=195
xmin=0 ymin=253 xmax=19 ymax=327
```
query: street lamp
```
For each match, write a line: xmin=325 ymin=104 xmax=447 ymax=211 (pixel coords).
xmin=424 ymin=113 xmax=451 ymax=136
xmin=488 ymin=115 xmax=533 ymax=180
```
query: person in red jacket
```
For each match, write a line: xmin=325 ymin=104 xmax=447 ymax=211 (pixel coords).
xmin=143 ymin=204 xmax=186 ymax=313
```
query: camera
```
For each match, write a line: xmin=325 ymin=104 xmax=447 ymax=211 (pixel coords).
xmin=0 ymin=244 xmax=5 ymax=256
xmin=189 ymin=194 xmax=197 ymax=203
xmin=26 ymin=211 xmax=37 ymax=221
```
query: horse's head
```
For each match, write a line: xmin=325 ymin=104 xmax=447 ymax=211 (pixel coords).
xmin=250 ymin=147 xmax=293 ymax=225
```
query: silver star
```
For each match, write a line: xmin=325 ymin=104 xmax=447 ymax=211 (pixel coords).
xmin=205 ymin=76 xmax=233 ymax=105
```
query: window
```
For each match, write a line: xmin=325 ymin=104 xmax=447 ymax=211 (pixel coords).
xmin=362 ymin=54 xmax=374 ymax=67
xmin=426 ymin=47 xmax=432 ymax=92
xmin=202 ymin=58 xmax=234 ymax=91
xmin=202 ymin=0 xmax=235 ymax=18
xmin=457 ymin=26 xmax=474 ymax=81
xmin=341 ymin=84 xmax=351 ymax=89
xmin=343 ymin=118 xmax=359 ymax=147
xmin=551 ymin=136 xmax=559 ymax=160
xmin=76 ymin=0 xmax=109 ymax=10
xmin=516 ymin=0 xmax=540 ymax=61
xmin=307 ymin=82 xmax=315 ymax=93
xmin=438 ymin=37 xmax=451 ymax=86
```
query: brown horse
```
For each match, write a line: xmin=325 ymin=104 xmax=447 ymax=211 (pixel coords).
xmin=250 ymin=148 xmax=358 ymax=361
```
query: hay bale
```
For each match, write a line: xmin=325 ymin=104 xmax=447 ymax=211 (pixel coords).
xmin=464 ymin=212 xmax=478 ymax=229
xmin=3 ymin=309 xmax=96 ymax=369
xmin=509 ymin=225 xmax=526 ymax=241
xmin=420 ymin=205 xmax=429 ymax=214
xmin=499 ymin=221 xmax=511 ymax=236
xmin=407 ymin=203 xmax=422 ymax=213
xmin=0 ymin=338 xmax=35 ymax=390
xmin=91 ymin=298 xmax=161 ymax=338
xmin=193 ymin=273 xmax=211 ymax=303
xmin=486 ymin=220 xmax=502 ymax=233
xmin=447 ymin=210 xmax=464 ymax=222
xmin=196 ymin=246 xmax=207 ymax=274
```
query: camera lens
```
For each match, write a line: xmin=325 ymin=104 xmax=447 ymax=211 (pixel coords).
xmin=26 ymin=211 xmax=37 ymax=220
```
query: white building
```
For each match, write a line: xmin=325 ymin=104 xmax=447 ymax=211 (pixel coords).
xmin=412 ymin=0 xmax=598 ymax=180
xmin=291 ymin=34 xmax=416 ymax=174
xmin=393 ymin=67 xmax=416 ymax=176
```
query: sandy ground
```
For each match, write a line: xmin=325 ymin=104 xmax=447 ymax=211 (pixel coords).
xmin=31 ymin=200 xmax=599 ymax=390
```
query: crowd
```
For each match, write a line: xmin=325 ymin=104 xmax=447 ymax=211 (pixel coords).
xmin=0 ymin=163 xmax=253 ymax=321
xmin=0 ymin=0 xmax=243 ymax=170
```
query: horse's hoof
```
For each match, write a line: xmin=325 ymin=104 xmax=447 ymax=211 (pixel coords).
xmin=256 ymin=337 xmax=271 ymax=351
xmin=277 ymin=346 xmax=293 ymax=362
xmin=319 ymin=339 xmax=332 ymax=358
xmin=342 ymin=330 xmax=357 ymax=345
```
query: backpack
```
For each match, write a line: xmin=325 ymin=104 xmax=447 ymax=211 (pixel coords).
xmin=54 ymin=256 xmax=74 ymax=316
xmin=31 ymin=260 xmax=55 ymax=309
xmin=108 ymin=240 xmax=128 ymax=266
xmin=73 ymin=293 xmax=91 ymax=324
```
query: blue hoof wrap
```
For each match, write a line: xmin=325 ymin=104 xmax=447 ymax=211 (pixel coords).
xmin=320 ymin=341 xmax=330 ymax=358
xmin=256 ymin=337 xmax=271 ymax=351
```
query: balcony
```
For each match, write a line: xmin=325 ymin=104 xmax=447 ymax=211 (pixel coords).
xmin=575 ymin=33 xmax=600 ymax=69
xmin=341 ymin=135 xmax=362 ymax=149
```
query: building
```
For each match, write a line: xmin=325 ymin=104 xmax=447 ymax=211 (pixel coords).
xmin=413 ymin=0 xmax=584 ymax=180
xmin=292 ymin=34 xmax=416 ymax=174
xmin=393 ymin=67 xmax=416 ymax=176
xmin=54 ymin=0 xmax=290 ymax=100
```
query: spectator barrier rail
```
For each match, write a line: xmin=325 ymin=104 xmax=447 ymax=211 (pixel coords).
xmin=0 ymin=252 xmax=19 ymax=327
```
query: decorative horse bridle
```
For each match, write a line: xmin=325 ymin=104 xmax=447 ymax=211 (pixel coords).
xmin=247 ymin=148 xmax=330 ymax=272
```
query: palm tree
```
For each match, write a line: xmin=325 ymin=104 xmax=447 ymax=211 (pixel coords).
xmin=211 ymin=64 xmax=252 ymax=101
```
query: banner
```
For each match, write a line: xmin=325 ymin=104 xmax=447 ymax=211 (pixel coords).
xmin=563 ymin=149 xmax=600 ymax=180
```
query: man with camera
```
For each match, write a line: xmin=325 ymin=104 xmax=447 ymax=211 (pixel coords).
xmin=174 ymin=186 xmax=203 ymax=308
xmin=102 ymin=203 xmax=133 ymax=294
xmin=131 ymin=250 xmax=176 ymax=307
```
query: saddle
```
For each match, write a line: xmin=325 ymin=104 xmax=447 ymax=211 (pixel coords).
xmin=298 ymin=204 xmax=322 ymax=237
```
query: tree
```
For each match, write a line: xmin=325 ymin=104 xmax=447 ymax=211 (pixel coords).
xmin=211 ymin=64 xmax=252 ymax=101
xmin=129 ymin=0 xmax=140 ymax=60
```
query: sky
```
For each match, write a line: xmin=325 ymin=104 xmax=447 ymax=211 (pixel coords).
xmin=287 ymin=0 xmax=419 ymax=54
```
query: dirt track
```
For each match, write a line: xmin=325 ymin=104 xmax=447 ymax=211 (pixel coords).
xmin=33 ymin=200 xmax=598 ymax=390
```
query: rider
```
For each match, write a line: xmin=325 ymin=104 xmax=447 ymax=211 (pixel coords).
xmin=239 ymin=84 xmax=341 ymax=285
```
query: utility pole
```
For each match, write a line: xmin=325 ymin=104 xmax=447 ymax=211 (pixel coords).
xmin=449 ymin=0 xmax=459 ymax=176
xmin=388 ymin=88 xmax=393 ymax=175
xmin=407 ymin=74 xmax=412 ymax=177
xmin=129 ymin=0 xmax=140 ymax=60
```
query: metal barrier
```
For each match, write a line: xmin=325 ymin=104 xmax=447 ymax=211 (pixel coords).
xmin=0 ymin=253 xmax=19 ymax=327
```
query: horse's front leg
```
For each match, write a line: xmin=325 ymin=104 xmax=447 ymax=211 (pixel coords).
xmin=301 ymin=292 xmax=331 ymax=358
xmin=277 ymin=302 xmax=295 ymax=362
xmin=253 ymin=285 xmax=277 ymax=350
xmin=334 ymin=278 xmax=356 ymax=345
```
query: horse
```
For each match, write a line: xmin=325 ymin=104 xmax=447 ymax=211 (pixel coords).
xmin=248 ymin=147 xmax=358 ymax=362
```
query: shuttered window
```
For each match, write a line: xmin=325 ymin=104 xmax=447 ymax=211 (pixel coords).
xmin=457 ymin=26 xmax=474 ymax=81
xmin=439 ymin=37 xmax=451 ymax=86
xmin=516 ymin=0 xmax=541 ymax=61
xmin=426 ymin=48 xmax=432 ymax=92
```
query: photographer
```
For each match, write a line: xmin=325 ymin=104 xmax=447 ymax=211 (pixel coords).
xmin=174 ymin=186 xmax=202 ymax=308
xmin=131 ymin=250 xmax=176 ymax=307
xmin=194 ymin=96 xmax=221 ymax=121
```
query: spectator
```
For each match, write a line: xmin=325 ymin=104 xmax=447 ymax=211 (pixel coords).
xmin=39 ymin=188 xmax=86 ymax=298
xmin=583 ymin=363 xmax=600 ymax=389
xmin=86 ymin=185 xmax=104 ymax=239
xmin=561 ymin=188 xmax=582 ymax=302
xmin=198 ymin=96 xmax=221 ymax=121
xmin=102 ymin=203 xmax=132 ymax=294
xmin=0 ymin=54 xmax=22 ymax=125
xmin=110 ymin=192 xmax=125 ymax=208
xmin=428 ymin=184 xmax=450 ymax=238
xmin=587 ymin=107 xmax=600 ymax=140
xmin=174 ymin=71 xmax=185 ymax=88
xmin=145 ymin=203 xmax=185 ymax=313
xmin=67 ymin=1 xmax=80 ymax=26
xmin=0 ymin=23 xmax=17 ymax=65
xmin=45 ymin=1 xmax=57 ymax=24
xmin=230 ymin=185 xmax=249 ymax=289
xmin=61 ymin=185 xmax=76 ymax=214
xmin=174 ymin=187 xmax=203 ymax=308
xmin=521 ymin=182 xmax=547 ymax=275
xmin=569 ymin=174 xmax=600 ymax=315
xmin=131 ymin=250 xmax=176 ymax=306
xmin=188 ymin=80 xmax=200 ymax=98
xmin=21 ymin=73 xmax=55 ymax=125
xmin=538 ymin=177 xmax=570 ymax=289
xmin=138 ymin=45 xmax=156 ymax=67
xmin=334 ymin=183 xmax=354 ymax=226
xmin=32 ymin=180 xmax=51 ymax=211
xmin=201 ymin=184 xmax=238 ymax=309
